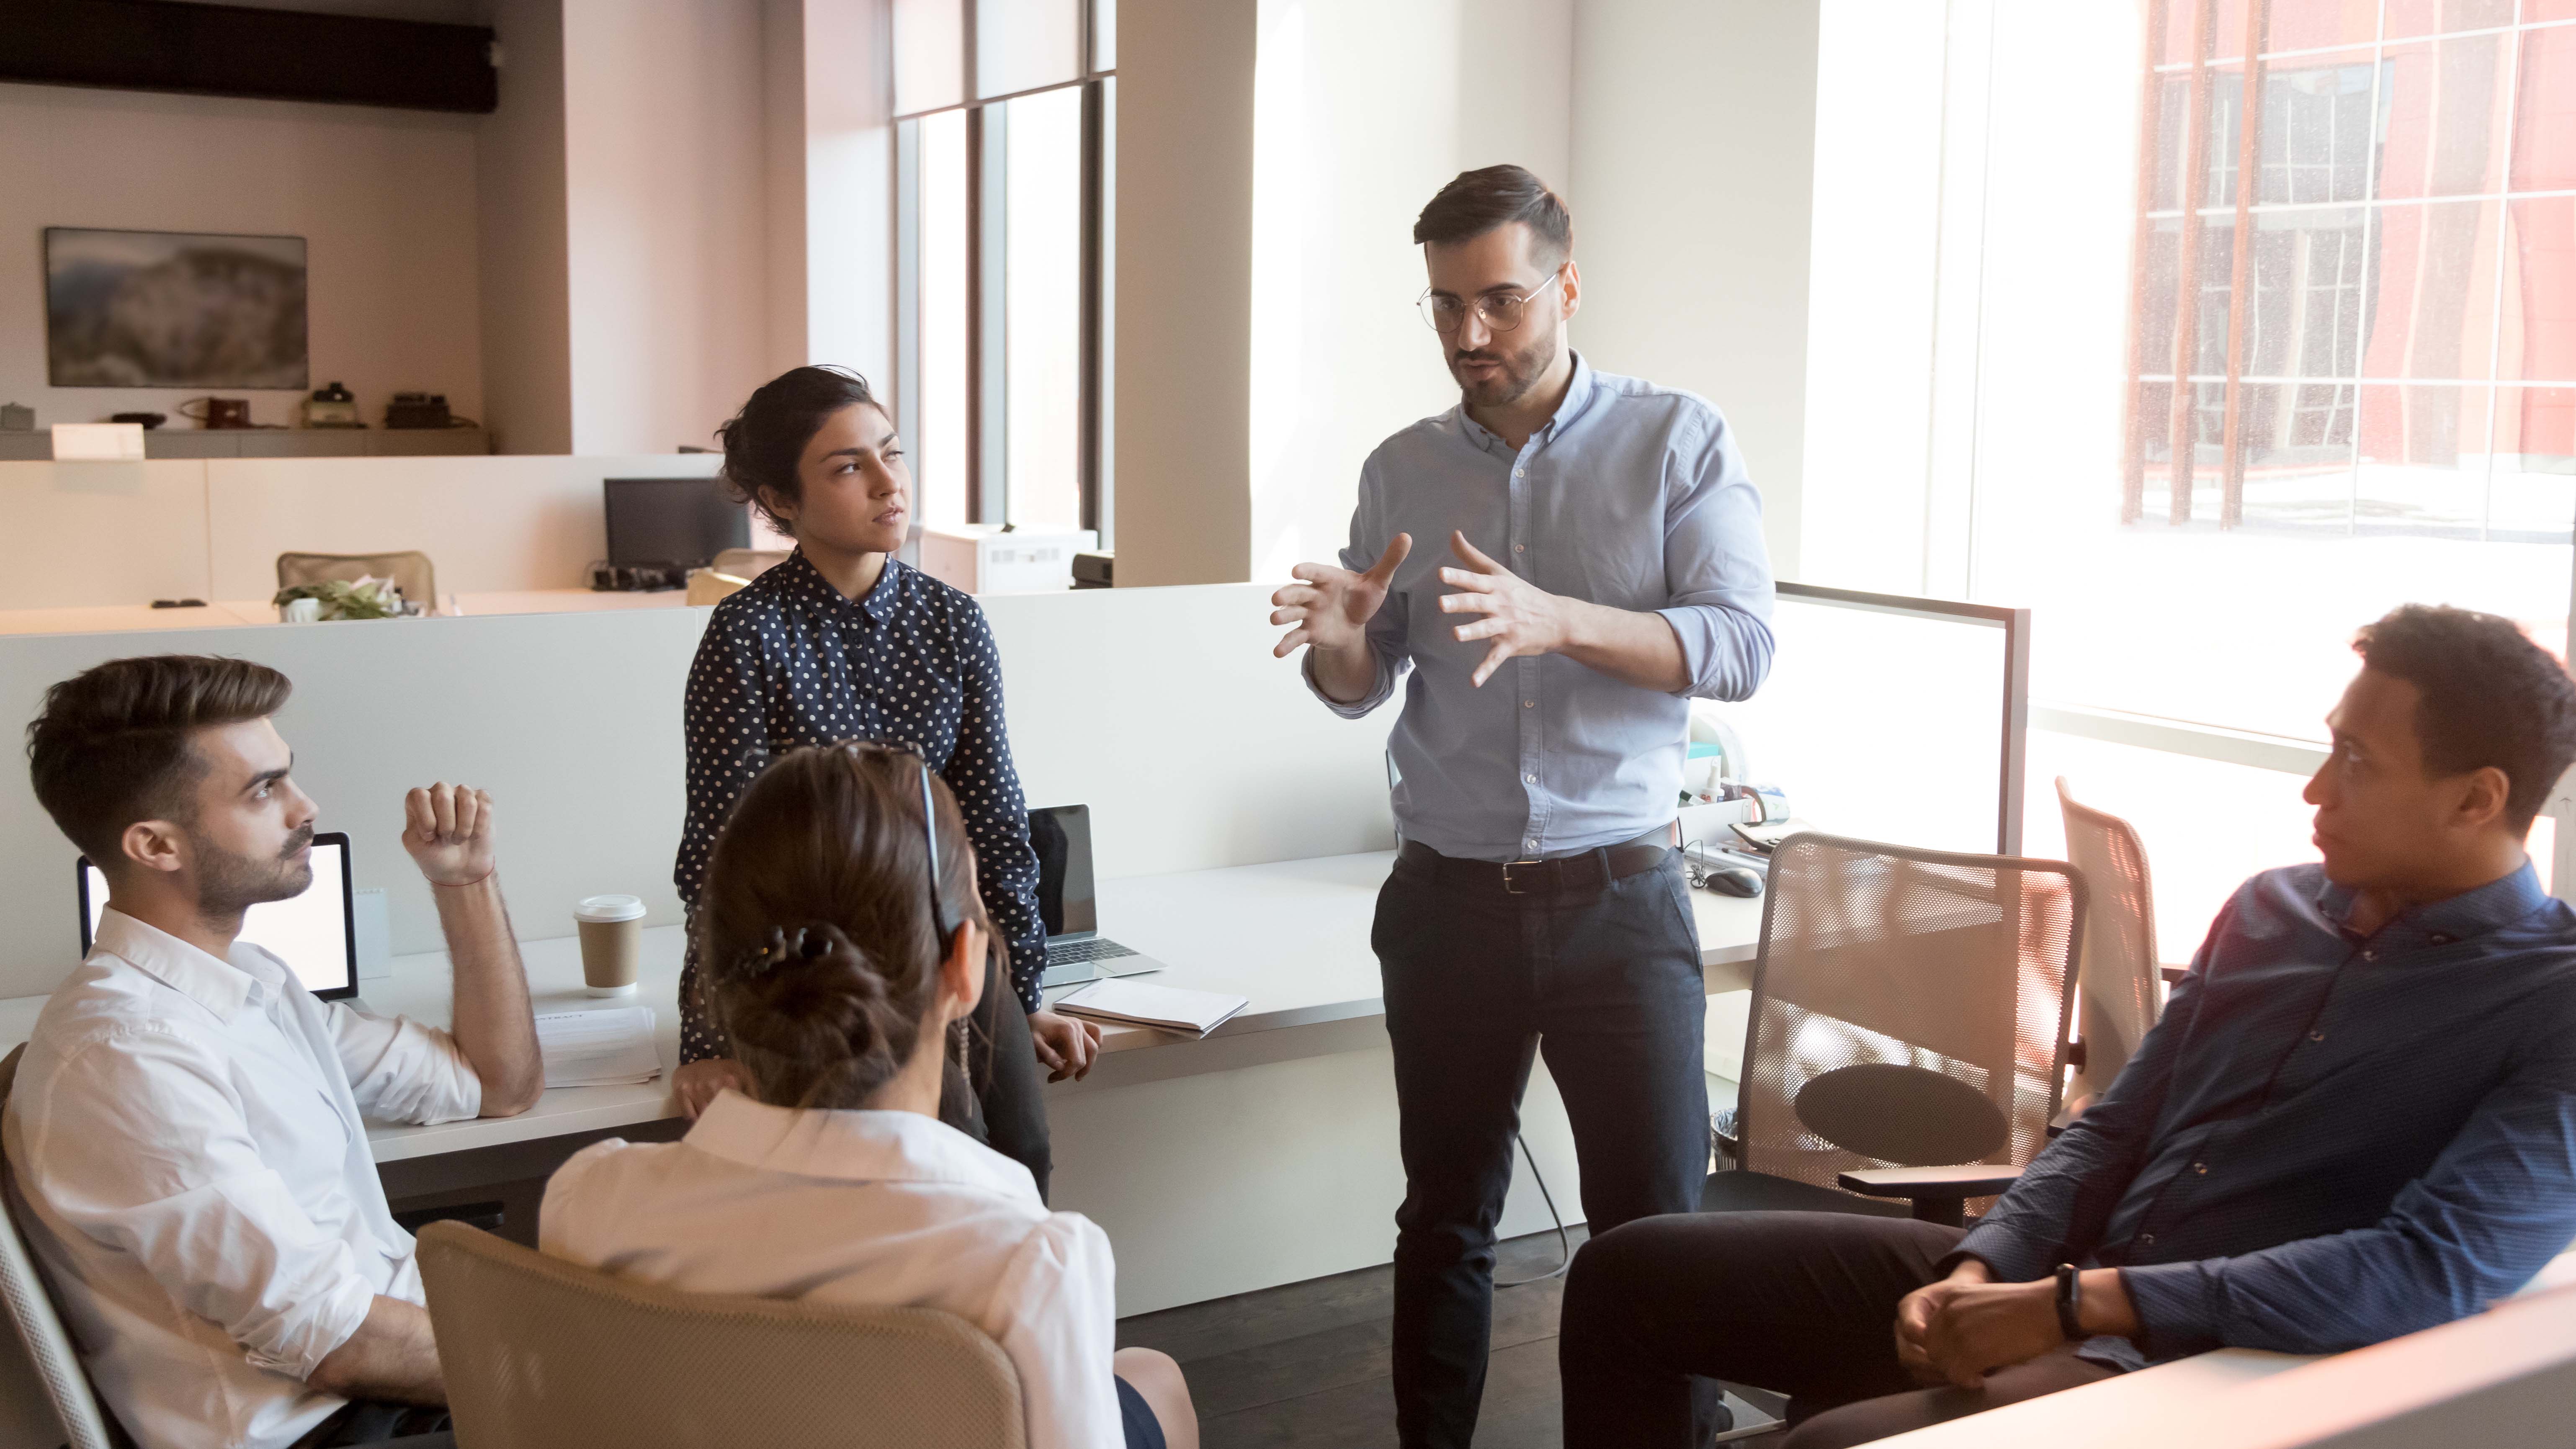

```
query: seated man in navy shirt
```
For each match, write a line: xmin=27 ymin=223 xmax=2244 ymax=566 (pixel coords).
xmin=1558 ymin=603 xmax=2576 ymax=1449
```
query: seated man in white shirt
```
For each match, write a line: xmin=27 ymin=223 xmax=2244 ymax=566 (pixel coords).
xmin=540 ymin=741 xmax=1196 ymax=1449
xmin=3 ymin=655 xmax=543 ymax=1449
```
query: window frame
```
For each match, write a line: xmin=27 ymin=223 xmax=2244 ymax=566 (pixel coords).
xmin=892 ymin=0 xmax=1116 ymax=540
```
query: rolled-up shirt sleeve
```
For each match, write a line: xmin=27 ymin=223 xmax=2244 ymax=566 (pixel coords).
xmin=1304 ymin=456 xmax=1412 ymax=720
xmin=1657 ymin=408 xmax=1776 ymax=702
xmin=330 ymin=1003 xmax=481 ymax=1126
xmin=27 ymin=1029 xmax=377 ymax=1380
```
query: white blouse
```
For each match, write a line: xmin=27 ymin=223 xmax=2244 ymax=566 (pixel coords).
xmin=540 ymin=1092 xmax=1127 ymax=1449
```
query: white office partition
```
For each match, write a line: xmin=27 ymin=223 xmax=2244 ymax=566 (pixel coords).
xmin=205 ymin=453 xmax=723 ymax=600
xmin=0 ymin=460 xmax=214 ymax=608
xmin=1711 ymin=582 xmax=2030 ymax=856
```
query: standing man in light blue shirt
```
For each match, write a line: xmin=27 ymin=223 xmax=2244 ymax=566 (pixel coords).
xmin=1269 ymin=165 xmax=1776 ymax=1446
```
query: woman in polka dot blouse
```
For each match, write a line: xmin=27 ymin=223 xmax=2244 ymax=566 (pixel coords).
xmin=670 ymin=365 xmax=1099 ymax=1196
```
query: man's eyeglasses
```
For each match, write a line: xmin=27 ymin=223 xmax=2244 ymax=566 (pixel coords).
xmin=1418 ymin=268 xmax=1564 ymax=335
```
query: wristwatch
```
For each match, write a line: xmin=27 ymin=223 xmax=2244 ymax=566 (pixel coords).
xmin=2053 ymin=1263 xmax=2085 ymax=1341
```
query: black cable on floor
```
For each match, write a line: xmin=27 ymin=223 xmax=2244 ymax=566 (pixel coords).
xmin=1494 ymin=1132 xmax=1573 ymax=1288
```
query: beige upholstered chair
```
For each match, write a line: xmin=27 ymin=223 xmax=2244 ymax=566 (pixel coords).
xmin=275 ymin=551 xmax=438 ymax=610
xmin=415 ymin=1221 xmax=1026 ymax=1449
xmin=1706 ymin=833 xmax=2087 ymax=1226
xmin=2056 ymin=777 xmax=2167 ymax=1099
xmin=0 ymin=1046 xmax=129 ymax=1449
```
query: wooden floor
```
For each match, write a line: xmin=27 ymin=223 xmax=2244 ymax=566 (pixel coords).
xmin=1117 ymin=1226 xmax=1787 ymax=1449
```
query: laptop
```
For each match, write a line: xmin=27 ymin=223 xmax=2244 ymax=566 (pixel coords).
xmin=1029 ymin=805 xmax=1168 ymax=990
xmin=77 ymin=831 xmax=361 ymax=1001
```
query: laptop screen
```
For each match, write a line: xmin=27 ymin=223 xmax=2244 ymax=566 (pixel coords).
xmin=77 ymin=832 xmax=360 ymax=1000
xmin=1028 ymin=805 xmax=1097 ymax=940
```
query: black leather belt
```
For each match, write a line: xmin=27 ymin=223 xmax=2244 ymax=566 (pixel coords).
xmin=1398 ymin=826 xmax=1676 ymax=896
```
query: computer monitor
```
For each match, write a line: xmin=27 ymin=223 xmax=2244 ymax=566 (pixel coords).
xmin=77 ymin=831 xmax=359 ymax=1000
xmin=1028 ymin=804 xmax=1099 ymax=940
xmin=603 ymin=477 xmax=751 ymax=569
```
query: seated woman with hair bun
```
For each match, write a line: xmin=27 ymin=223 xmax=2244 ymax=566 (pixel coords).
xmin=541 ymin=743 xmax=1195 ymax=1449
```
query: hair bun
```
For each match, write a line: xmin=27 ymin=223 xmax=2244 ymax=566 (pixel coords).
xmin=723 ymin=923 xmax=896 ymax=1061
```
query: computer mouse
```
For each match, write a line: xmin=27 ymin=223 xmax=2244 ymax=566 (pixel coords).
xmin=1704 ymin=865 xmax=1765 ymax=898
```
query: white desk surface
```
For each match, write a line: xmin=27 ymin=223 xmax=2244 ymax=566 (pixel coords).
xmin=0 ymin=591 xmax=689 ymax=637
xmin=0 ymin=850 xmax=1767 ymax=1166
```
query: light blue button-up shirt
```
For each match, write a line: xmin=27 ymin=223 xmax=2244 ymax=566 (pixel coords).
xmin=1308 ymin=353 xmax=1776 ymax=862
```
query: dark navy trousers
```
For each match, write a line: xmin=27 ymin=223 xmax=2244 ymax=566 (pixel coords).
xmin=1373 ymin=849 xmax=1713 ymax=1448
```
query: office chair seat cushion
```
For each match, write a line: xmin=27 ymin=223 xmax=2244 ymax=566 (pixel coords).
xmin=1699 ymin=1168 xmax=1911 ymax=1218
xmin=1794 ymin=1063 xmax=2011 ymax=1166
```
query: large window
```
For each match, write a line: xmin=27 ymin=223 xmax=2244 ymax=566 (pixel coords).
xmin=893 ymin=0 xmax=1116 ymax=537
xmin=1804 ymin=0 xmax=2574 ymax=948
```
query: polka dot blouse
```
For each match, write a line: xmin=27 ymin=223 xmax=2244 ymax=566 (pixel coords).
xmin=674 ymin=548 xmax=1049 ymax=1064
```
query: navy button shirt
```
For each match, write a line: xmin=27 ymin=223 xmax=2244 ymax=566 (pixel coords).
xmin=1958 ymin=861 xmax=2576 ymax=1368
xmin=674 ymin=549 xmax=1048 ymax=1067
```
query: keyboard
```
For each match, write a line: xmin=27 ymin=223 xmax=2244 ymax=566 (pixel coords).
xmin=1049 ymin=937 xmax=1139 ymax=965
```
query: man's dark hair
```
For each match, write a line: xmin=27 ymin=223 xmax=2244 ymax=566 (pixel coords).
xmin=26 ymin=656 xmax=294 ymax=865
xmin=2353 ymin=605 xmax=2576 ymax=831
xmin=1413 ymin=164 xmax=1574 ymax=266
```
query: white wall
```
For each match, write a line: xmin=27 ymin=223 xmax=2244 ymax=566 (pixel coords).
xmin=1568 ymin=0 xmax=1820 ymax=577
xmin=478 ymin=0 xmax=578 ymax=455
xmin=0 ymin=82 xmax=484 ymax=433
xmin=561 ymin=0 xmax=777 ymax=455
xmin=797 ymin=0 xmax=899 ymax=382
xmin=1112 ymin=0 xmax=1260 ymax=587
xmin=1246 ymin=0 xmax=1574 ymax=584
xmin=0 ymin=453 xmax=719 ymax=608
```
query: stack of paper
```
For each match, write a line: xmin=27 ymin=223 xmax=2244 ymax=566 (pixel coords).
xmin=536 ymin=1006 xmax=663 ymax=1087
xmin=1054 ymin=980 xmax=1248 ymax=1037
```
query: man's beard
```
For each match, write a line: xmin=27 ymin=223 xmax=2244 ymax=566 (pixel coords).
xmin=1448 ymin=327 xmax=1560 ymax=410
xmin=195 ymin=824 xmax=315 ymax=918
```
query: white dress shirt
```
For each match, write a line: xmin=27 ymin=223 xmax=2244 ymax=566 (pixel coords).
xmin=541 ymin=1092 xmax=1126 ymax=1449
xmin=1 ymin=909 xmax=483 ymax=1449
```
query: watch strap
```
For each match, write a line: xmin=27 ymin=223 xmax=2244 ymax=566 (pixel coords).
xmin=2053 ymin=1263 xmax=2085 ymax=1341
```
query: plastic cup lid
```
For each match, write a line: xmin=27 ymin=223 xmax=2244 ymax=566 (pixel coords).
xmin=575 ymin=893 xmax=647 ymax=923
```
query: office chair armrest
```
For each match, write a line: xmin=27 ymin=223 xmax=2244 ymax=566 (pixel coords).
xmin=1837 ymin=1165 xmax=2025 ymax=1228
xmin=2160 ymin=964 xmax=2190 ymax=986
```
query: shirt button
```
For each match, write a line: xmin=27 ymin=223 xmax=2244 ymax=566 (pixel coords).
xmin=2138 ymin=1233 xmax=2156 ymax=1246
xmin=1524 ymin=700 xmax=1535 ymax=708
xmin=1514 ymin=468 xmax=1525 ymax=478
xmin=2194 ymin=1163 xmax=2208 ymax=1174
xmin=2309 ymin=1029 xmax=2326 ymax=1042
xmin=2362 ymin=949 xmax=2378 ymax=961
xmin=1513 ymin=543 xmax=1525 ymax=553
xmin=1524 ymin=773 xmax=1538 ymax=783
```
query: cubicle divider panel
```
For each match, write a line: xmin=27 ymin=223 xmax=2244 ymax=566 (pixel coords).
xmin=204 ymin=453 xmax=723 ymax=600
xmin=0 ymin=460 xmax=214 ymax=610
xmin=980 ymin=583 xmax=1399 ymax=878
xmin=0 ymin=584 xmax=1397 ymax=998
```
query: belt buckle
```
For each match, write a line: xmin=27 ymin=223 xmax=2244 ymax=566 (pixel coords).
xmin=1501 ymin=858 xmax=1542 ymax=895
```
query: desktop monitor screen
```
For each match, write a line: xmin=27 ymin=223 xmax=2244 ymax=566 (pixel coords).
xmin=603 ymin=477 xmax=751 ymax=569
xmin=1028 ymin=805 xmax=1098 ymax=939
xmin=77 ymin=831 xmax=359 ymax=999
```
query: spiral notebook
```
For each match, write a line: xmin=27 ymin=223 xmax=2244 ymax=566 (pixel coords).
xmin=1053 ymin=979 xmax=1248 ymax=1037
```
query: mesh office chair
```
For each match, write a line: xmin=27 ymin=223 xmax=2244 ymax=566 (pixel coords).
xmin=275 ymin=551 xmax=438 ymax=610
xmin=2056 ymin=778 xmax=2166 ymax=1099
xmin=0 ymin=1046 xmax=130 ymax=1449
xmin=416 ymin=1221 xmax=1027 ymax=1449
xmin=1705 ymin=834 xmax=2086 ymax=1226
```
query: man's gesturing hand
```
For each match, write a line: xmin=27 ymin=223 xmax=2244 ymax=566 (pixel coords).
xmin=1439 ymin=530 xmax=1574 ymax=687
xmin=402 ymin=782 xmax=496 ymax=887
xmin=1271 ymin=534 xmax=1412 ymax=659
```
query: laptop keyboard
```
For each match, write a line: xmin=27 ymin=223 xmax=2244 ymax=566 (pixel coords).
xmin=1051 ymin=937 xmax=1140 ymax=965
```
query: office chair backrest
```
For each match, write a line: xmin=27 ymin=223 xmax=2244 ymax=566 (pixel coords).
xmin=710 ymin=548 xmax=790 ymax=581
xmin=274 ymin=551 xmax=438 ymax=611
xmin=0 ymin=1046 xmax=126 ymax=1449
xmin=2056 ymin=777 xmax=2163 ymax=1095
xmin=416 ymin=1220 xmax=1027 ymax=1449
xmin=1739 ymin=833 xmax=2084 ymax=1195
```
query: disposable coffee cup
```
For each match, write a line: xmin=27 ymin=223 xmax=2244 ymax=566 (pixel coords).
xmin=575 ymin=894 xmax=646 ymax=996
